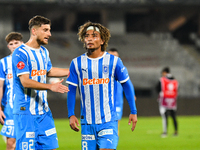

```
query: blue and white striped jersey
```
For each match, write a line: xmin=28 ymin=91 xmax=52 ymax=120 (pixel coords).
xmin=0 ymin=55 xmax=14 ymax=108
xmin=66 ymin=52 xmax=129 ymax=124
xmin=12 ymin=44 xmax=52 ymax=115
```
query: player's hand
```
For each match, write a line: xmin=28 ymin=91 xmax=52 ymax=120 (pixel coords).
xmin=69 ymin=115 xmax=80 ymax=132
xmin=128 ymin=114 xmax=137 ymax=131
xmin=0 ymin=110 xmax=5 ymax=125
xmin=50 ymin=79 xmax=69 ymax=93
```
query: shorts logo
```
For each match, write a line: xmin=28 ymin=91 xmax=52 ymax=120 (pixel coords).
xmin=26 ymin=132 xmax=35 ymax=138
xmin=103 ymin=65 xmax=109 ymax=74
xmin=83 ymin=78 xmax=110 ymax=85
xmin=82 ymin=135 xmax=95 ymax=140
xmin=22 ymin=142 xmax=28 ymax=150
xmin=98 ymin=129 xmax=113 ymax=136
xmin=45 ymin=128 xmax=56 ymax=136
xmin=31 ymin=69 xmax=47 ymax=77
xmin=17 ymin=61 xmax=25 ymax=70
xmin=5 ymin=120 xmax=14 ymax=125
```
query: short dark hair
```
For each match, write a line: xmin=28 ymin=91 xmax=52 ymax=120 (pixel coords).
xmin=28 ymin=15 xmax=51 ymax=30
xmin=162 ymin=67 xmax=170 ymax=73
xmin=108 ymin=48 xmax=118 ymax=52
xmin=5 ymin=32 xmax=23 ymax=43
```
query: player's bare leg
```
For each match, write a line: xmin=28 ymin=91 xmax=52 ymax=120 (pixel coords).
xmin=6 ymin=137 xmax=15 ymax=150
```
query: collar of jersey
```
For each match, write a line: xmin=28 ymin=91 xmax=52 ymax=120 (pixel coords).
xmin=24 ymin=44 xmax=42 ymax=51
xmin=85 ymin=52 xmax=106 ymax=60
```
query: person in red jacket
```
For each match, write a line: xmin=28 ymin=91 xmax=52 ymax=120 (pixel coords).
xmin=156 ymin=67 xmax=178 ymax=138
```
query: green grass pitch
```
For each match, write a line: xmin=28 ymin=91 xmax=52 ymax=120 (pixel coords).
xmin=0 ymin=116 xmax=199 ymax=150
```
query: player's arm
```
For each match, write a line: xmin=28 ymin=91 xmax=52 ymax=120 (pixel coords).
xmin=47 ymin=67 xmax=69 ymax=77
xmin=67 ymin=84 xmax=80 ymax=132
xmin=115 ymin=57 xmax=137 ymax=131
xmin=0 ymin=80 xmax=6 ymax=125
xmin=121 ymin=79 xmax=137 ymax=131
xmin=19 ymin=74 xmax=69 ymax=93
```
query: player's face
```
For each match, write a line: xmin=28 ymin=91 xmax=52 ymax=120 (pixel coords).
xmin=108 ymin=51 xmax=119 ymax=57
xmin=84 ymin=30 xmax=104 ymax=51
xmin=35 ymin=24 xmax=51 ymax=45
xmin=7 ymin=40 xmax=23 ymax=54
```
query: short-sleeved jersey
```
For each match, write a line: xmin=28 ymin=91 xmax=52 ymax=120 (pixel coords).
xmin=12 ymin=44 xmax=52 ymax=115
xmin=66 ymin=52 xmax=129 ymax=124
xmin=0 ymin=55 xmax=14 ymax=108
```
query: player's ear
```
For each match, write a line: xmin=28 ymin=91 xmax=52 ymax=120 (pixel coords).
xmin=100 ymin=39 xmax=104 ymax=45
xmin=31 ymin=27 xmax=37 ymax=36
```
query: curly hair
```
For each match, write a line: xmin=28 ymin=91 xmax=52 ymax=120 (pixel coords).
xmin=5 ymin=32 xmax=23 ymax=43
xmin=77 ymin=21 xmax=111 ymax=51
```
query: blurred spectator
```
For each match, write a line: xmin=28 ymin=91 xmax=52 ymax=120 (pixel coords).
xmin=156 ymin=67 xmax=179 ymax=138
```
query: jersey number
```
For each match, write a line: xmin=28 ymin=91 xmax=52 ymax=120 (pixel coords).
xmin=82 ymin=141 xmax=88 ymax=150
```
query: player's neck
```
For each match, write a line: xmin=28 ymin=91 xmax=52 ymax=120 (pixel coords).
xmin=26 ymin=38 xmax=40 ymax=49
xmin=88 ymin=48 xmax=105 ymax=58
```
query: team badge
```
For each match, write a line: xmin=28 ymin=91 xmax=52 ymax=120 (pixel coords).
xmin=22 ymin=142 xmax=28 ymax=150
xmin=17 ymin=61 xmax=25 ymax=70
xmin=103 ymin=65 xmax=109 ymax=74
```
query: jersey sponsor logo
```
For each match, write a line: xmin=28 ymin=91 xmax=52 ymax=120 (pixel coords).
xmin=45 ymin=127 xmax=56 ymax=136
xmin=7 ymin=73 xmax=13 ymax=79
xmin=82 ymin=135 xmax=95 ymax=140
xmin=98 ymin=129 xmax=113 ymax=136
xmin=83 ymin=78 xmax=110 ymax=85
xmin=26 ymin=132 xmax=35 ymax=138
xmin=17 ymin=61 xmax=25 ymax=70
xmin=31 ymin=69 xmax=47 ymax=77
